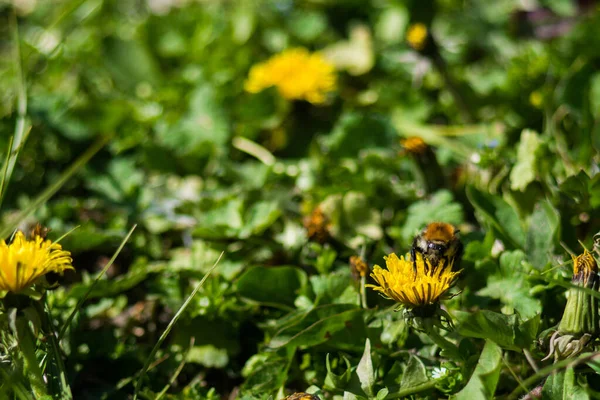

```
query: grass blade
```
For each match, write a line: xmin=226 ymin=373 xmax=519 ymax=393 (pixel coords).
xmin=0 ymin=12 xmax=29 ymax=209
xmin=155 ymin=337 xmax=195 ymax=400
xmin=58 ymin=224 xmax=137 ymax=341
xmin=0 ymin=135 xmax=110 ymax=239
xmin=133 ymin=252 xmax=224 ymax=400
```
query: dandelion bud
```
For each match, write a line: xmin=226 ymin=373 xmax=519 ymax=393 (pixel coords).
xmin=558 ymin=251 xmax=599 ymax=336
xmin=544 ymin=250 xmax=599 ymax=361
xmin=350 ymin=255 xmax=369 ymax=280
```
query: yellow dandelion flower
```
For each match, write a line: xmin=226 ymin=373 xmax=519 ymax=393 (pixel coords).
xmin=401 ymin=136 xmax=428 ymax=155
xmin=367 ymin=252 xmax=460 ymax=308
xmin=245 ymin=48 xmax=336 ymax=104
xmin=0 ymin=230 xmax=73 ymax=293
xmin=406 ymin=23 xmax=428 ymax=51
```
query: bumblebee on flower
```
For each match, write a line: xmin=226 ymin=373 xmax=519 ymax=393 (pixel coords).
xmin=367 ymin=222 xmax=463 ymax=330
xmin=367 ymin=251 xmax=461 ymax=327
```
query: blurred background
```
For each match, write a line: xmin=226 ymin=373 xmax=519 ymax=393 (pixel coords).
xmin=1 ymin=0 xmax=599 ymax=399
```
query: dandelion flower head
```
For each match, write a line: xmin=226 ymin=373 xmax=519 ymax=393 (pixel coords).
xmin=245 ymin=48 xmax=336 ymax=104
xmin=368 ymin=252 xmax=460 ymax=308
xmin=0 ymin=230 xmax=73 ymax=293
xmin=406 ymin=23 xmax=428 ymax=51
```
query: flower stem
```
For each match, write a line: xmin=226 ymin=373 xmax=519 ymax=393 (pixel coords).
xmin=360 ymin=275 xmax=368 ymax=309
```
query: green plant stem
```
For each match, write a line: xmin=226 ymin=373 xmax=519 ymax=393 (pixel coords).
xmin=15 ymin=318 xmax=47 ymax=398
xmin=507 ymin=352 xmax=600 ymax=400
xmin=385 ymin=378 xmax=440 ymax=399
xmin=360 ymin=275 xmax=367 ymax=309
xmin=425 ymin=328 xmax=462 ymax=362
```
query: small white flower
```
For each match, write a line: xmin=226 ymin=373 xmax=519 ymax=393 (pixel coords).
xmin=432 ymin=367 xmax=448 ymax=379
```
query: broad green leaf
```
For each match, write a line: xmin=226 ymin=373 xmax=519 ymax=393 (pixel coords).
xmin=466 ymin=186 xmax=526 ymax=249
xmin=356 ymin=339 xmax=375 ymax=397
xmin=452 ymin=340 xmax=502 ymax=400
xmin=241 ymin=352 xmax=291 ymax=396
xmin=103 ymin=37 xmax=161 ymax=90
xmin=186 ymin=345 xmax=229 ymax=368
xmin=455 ymin=310 xmax=521 ymax=351
xmin=477 ymin=251 xmax=542 ymax=320
xmin=400 ymin=355 xmax=428 ymax=389
xmin=324 ymin=354 xmax=352 ymax=390
xmin=510 ymin=129 xmax=542 ymax=192
xmin=156 ymin=84 xmax=230 ymax=156
xmin=526 ymin=200 xmax=560 ymax=269
xmin=236 ymin=266 xmax=307 ymax=307
xmin=239 ymin=201 xmax=282 ymax=238
xmin=268 ymin=305 xmax=362 ymax=349
xmin=542 ymin=368 xmax=590 ymax=400
xmin=323 ymin=112 xmax=396 ymax=158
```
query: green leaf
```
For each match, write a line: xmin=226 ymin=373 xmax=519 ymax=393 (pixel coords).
xmin=268 ymin=305 xmax=362 ymax=349
xmin=323 ymin=112 xmax=396 ymax=158
xmin=477 ymin=251 xmax=542 ymax=320
xmin=400 ymin=355 xmax=428 ymax=389
xmin=186 ymin=345 xmax=229 ymax=368
xmin=356 ymin=339 xmax=375 ymax=397
xmin=324 ymin=354 xmax=352 ymax=390
xmin=236 ymin=266 xmax=307 ymax=307
xmin=466 ymin=186 xmax=526 ymax=249
xmin=452 ymin=340 xmax=502 ymax=400
xmin=510 ymin=129 xmax=542 ymax=192
xmin=239 ymin=200 xmax=282 ymax=238
xmin=103 ymin=37 xmax=161 ymax=90
xmin=455 ymin=310 xmax=523 ymax=351
xmin=526 ymin=200 xmax=560 ymax=269
xmin=241 ymin=351 xmax=291 ymax=396
xmin=156 ymin=84 xmax=230 ymax=156
xmin=542 ymin=368 xmax=590 ymax=400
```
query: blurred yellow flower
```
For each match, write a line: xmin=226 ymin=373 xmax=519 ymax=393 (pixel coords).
xmin=0 ymin=231 xmax=73 ymax=293
xmin=401 ymin=136 xmax=428 ymax=155
xmin=368 ymin=252 xmax=460 ymax=308
xmin=406 ymin=23 xmax=428 ymax=51
xmin=245 ymin=48 xmax=336 ymax=104
xmin=529 ymin=91 xmax=543 ymax=108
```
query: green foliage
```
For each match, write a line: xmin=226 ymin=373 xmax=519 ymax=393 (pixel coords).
xmin=1 ymin=0 xmax=600 ymax=399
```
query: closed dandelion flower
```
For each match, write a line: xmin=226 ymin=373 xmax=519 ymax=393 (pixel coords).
xmin=367 ymin=252 xmax=461 ymax=311
xmin=544 ymin=250 xmax=599 ymax=361
xmin=0 ymin=230 xmax=73 ymax=293
xmin=303 ymin=206 xmax=330 ymax=243
xmin=406 ymin=23 xmax=428 ymax=51
xmin=350 ymin=255 xmax=369 ymax=280
xmin=245 ymin=48 xmax=336 ymax=104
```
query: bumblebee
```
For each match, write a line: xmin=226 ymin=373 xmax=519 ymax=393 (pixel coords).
xmin=411 ymin=222 xmax=463 ymax=273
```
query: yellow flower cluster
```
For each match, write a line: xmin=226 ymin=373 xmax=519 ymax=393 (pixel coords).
xmin=245 ymin=48 xmax=336 ymax=104
xmin=368 ymin=252 xmax=460 ymax=308
xmin=406 ymin=23 xmax=428 ymax=51
xmin=0 ymin=230 xmax=73 ymax=293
